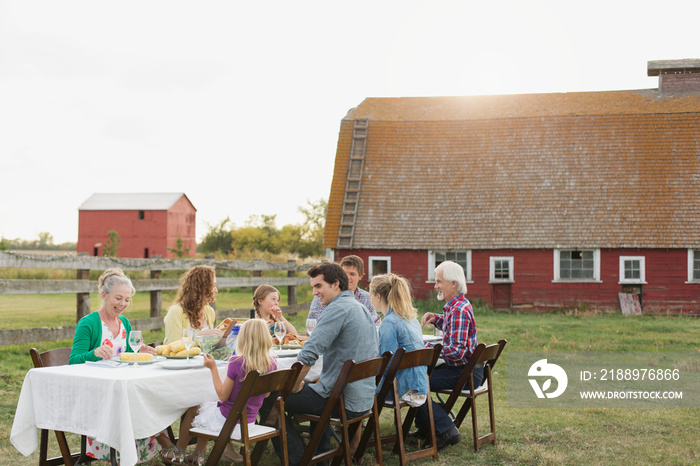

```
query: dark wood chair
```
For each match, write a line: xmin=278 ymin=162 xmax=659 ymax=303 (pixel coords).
xmin=189 ymin=362 xmax=302 ymax=466
xmin=295 ymin=354 xmax=391 ymax=465
xmin=29 ymin=348 xmax=78 ymax=466
xmin=434 ymin=339 xmax=507 ymax=451
xmin=30 ymin=347 xmax=118 ymax=466
xmin=355 ymin=344 xmax=443 ymax=465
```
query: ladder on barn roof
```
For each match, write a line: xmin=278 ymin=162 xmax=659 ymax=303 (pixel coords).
xmin=337 ymin=119 xmax=368 ymax=249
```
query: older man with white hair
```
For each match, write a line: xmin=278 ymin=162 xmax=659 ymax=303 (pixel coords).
xmin=413 ymin=260 xmax=481 ymax=450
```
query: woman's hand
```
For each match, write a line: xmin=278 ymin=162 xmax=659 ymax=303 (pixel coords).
xmin=202 ymin=353 xmax=217 ymax=370
xmin=140 ymin=345 xmax=157 ymax=355
xmin=94 ymin=344 xmax=114 ymax=360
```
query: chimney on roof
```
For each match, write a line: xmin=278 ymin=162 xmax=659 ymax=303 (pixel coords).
xmin=648 ymin=59 xmax=700 ymax=92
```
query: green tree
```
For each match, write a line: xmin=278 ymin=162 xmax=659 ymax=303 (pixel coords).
xmin=37 ymin=232 xmax=54 ymax=250
xmin=199 ymin=218 xmax=234 ymax=254
xmin=103 ymin=230 xmax=121 ymax=257
xmin=167 ymin=232 xmax=191 ymax=258
xmin=0 ymin=237 xmax=9 ymax=251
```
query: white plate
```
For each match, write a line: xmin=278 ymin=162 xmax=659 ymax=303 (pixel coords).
xmin=111 ymin=355 xmax=166 ymax=365
xmin=159 ymin=360 xmax=204 ymax=370
xmin=422 ymin=335 xmax=442 ymax=343
xmin=273 ymin=348 xmax=301 ymax=358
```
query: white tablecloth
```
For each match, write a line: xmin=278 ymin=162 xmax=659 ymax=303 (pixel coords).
xmin=11 ymin=358 xmax=227 ymax=466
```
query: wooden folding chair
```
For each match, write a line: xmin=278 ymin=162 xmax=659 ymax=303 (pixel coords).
xmin=434 ymin=339 xmax=507 ymax=451
xmin=295 ymin=354 xmax=391 ymax=466
xmin=189 ymin=362 xmax=302 ymax=466
xmin=29 ymin=348 xmax=79 ymax=466
xmin=355 ymin=344 xmax=443 ymax=465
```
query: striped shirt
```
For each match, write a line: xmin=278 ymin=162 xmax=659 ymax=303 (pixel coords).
xmin=427 ymin=294 xmax=478 ymax=366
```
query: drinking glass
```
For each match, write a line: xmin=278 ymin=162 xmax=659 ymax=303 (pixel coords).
xmin=197 ymin=332 xmax=217 ymax=356
xmin=273 ymin=322 xmax=286 ymax=350
xmin=305 ymin=318 xmax=317 ymax=336
xmin=128 ymin=330 xmax=143 ymax=368
xmin=182 ymin=328 xmax=195 ymax=362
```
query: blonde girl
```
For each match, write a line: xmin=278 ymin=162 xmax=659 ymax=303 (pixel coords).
xmin=160 ymin=319 xmax=278 ymax=466
xmin=253 ymin=284 xmax=297 ymax=336
xmin=370 ymin=273 xmax=429 ymax=408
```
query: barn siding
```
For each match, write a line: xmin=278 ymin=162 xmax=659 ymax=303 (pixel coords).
xmin=336 ymin=248 xmax=700 ymax=314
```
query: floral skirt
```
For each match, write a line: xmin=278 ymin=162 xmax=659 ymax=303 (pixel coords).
xmin=85 ymin=433 xmax=163 ymax=463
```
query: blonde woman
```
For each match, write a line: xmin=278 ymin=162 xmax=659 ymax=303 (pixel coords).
xmin=69 ymin=268 xmax=164 ymax=463
xmin=252 ymin=284 xmax=297 ymax=336
xmin=370 ymin=273 xmax=429 ymax=408
xmin=160 ymin=319 xmax=277 ymax=465
xmin=163 ymin=265 xmax=218 ymax=344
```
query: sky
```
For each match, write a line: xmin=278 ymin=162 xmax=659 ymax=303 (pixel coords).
xmin=1 ymin=0 xmax=698 ymax=244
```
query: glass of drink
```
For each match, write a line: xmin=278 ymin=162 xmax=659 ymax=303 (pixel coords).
xmin=182 ymin=328 xmax=195 ymax=362
xmin=305 ymin=318 xmax=317 ymax=336
xmin=128 ymin=330 xmax=143 ymax=368
xmin=273 ymin=322 xmax=286 ymax=350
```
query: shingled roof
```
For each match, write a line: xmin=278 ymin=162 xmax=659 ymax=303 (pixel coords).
xmin=325 ymin=89 xmax=700 ymax=250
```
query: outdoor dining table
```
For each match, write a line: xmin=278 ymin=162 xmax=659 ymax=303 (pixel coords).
xmin=11 ymin=356 xmax=228 ymax=466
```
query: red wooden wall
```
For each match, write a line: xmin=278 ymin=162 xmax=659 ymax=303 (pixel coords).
xmin=336 ymin=248 xmax=700 ymax=314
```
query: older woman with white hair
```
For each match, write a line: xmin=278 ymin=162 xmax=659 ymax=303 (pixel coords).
xmin=414 ymin=260 xmax=480 ymax=451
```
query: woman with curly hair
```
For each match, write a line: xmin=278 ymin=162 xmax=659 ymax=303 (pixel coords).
xmin=163 ymin=265 xmax=218 ymax=344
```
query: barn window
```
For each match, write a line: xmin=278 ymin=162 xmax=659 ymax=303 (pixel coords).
xmin=428 ymin=250 xmax=472 ymax=282
xmin=138 ymin=210 xmax=145 ymax=220
xmin=553 ymin=249 xmax=600 ymax=282
xmin=619 ymin=256 xmax=646 ymax=284
xmin=368 ymin=256 xmax=391 ymax=278
xmin=687 ymin=249 xmax=700 ymax=282
xmin=489 ymin=257 xmax=514 ymax=283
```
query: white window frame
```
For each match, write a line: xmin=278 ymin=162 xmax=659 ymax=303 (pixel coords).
xmin=489 ymin=256 xmax=514 ymax=283
xmin=427 ymin=250 xmax=472 ymax=282
xmin=687 ymin=249 xmax=700 ymax=283
xmin=368 ymin=256 xmax=391 ymax=279
xmin=553 ymin=249 xmax=601 ymax=282
xmin=618 ymin=256 xmax=646 ymax=284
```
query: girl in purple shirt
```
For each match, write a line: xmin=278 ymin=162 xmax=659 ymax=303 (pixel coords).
xmin=160 ymin=318 xmax=277 ymax=465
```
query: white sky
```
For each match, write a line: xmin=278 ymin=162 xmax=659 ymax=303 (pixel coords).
xmin=1 ymin=0 xmax=698 ymax=243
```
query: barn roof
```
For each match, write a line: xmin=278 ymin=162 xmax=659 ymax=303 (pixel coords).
xmin=79 ymin=193 xmax=194 ymax=211
xmin=325 ymin=88 xmax=700 ymax=251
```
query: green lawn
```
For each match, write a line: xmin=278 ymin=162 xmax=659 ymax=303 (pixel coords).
xmin=1 ymin=304 xmax=698 ymax=465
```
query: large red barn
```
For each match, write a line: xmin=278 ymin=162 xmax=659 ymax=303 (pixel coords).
xmin=324 ymin=59 xmax=700 ymax=314
xmin=77 ymin=193 xmax=196 ymax=259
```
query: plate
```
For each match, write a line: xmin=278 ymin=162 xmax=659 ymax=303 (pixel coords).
xmin=111 ymin=355 xmax=166 ymax=365
xmin=164 ymin=354 xmax=204 ymax=360
xmin=422 ymin=335 xmax=442 ymax=343
xmin=273 ymin=348 xmax=301 ymax=358
xmin=160 ymin=360 xmax=204 ymax=370
xmin=281 ymin=344 xmax=303 ymax=349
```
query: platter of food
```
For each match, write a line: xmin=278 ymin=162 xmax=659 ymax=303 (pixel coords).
xmin=111 ymin=354 xmax=165 ymax=365
xmin=164 ymin=353 xmax=203 ymax=360
xmin=273 ymin=348 xmax=301 ymax=358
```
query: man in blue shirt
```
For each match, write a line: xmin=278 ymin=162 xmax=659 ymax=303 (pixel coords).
xmin=264 ymin=261 xmax=378 ymax=466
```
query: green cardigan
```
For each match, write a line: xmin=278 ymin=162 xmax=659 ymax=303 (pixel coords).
xmin=69 ymin=311 xmax=134 ymax=364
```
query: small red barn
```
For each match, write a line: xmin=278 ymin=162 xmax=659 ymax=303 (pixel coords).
xmin=77 ymin=193 xmax=196 ymax=259
xmin=324 ymin=59 xmax=700 ymax=314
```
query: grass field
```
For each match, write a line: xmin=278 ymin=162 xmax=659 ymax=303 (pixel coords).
xmin=1 ymin=303 xmax=698 ymax=465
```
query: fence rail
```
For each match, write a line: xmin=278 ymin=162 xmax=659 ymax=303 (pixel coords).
xmin=0 ymin=251 xmax=316 ymax=345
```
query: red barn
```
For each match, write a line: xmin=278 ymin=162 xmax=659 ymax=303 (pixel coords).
xmin=324 ymin=59 xmax=700 ymax=314
xmin=77 ymin=193 xmax=196 ymax=259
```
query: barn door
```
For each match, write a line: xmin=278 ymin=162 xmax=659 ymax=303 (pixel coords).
xmin=492 ymin=284 xmax=512 ymax=310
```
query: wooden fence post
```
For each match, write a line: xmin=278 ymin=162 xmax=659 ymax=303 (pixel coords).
xmin=76 ymin=269 xmax=90 ymax=322
xmin=287 ymin=259 xmax=297 ymax=305
xmin=150 ymin=269 xmax=162 ymax=318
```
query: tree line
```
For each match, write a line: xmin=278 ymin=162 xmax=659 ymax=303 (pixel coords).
xmin=198 ymin=198 xmax=326 ymax=258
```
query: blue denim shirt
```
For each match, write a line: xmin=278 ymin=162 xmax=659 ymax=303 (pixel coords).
xmin=377 ymin=309 xmax=429 ymax=397
xmin=298 ymin=290 xmax=379 ymax=412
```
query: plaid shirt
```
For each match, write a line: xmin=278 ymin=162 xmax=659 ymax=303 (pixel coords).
xmin=427 ymin=294 xmax=478 ymax=366
xmin=308 ymin=287 xmax=378 ymax=323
